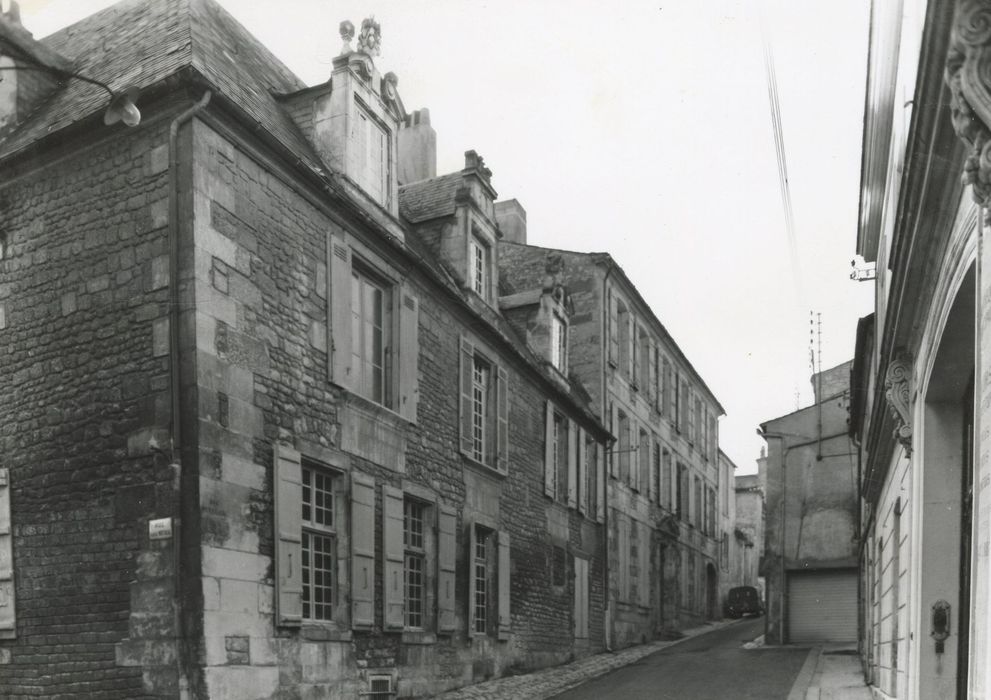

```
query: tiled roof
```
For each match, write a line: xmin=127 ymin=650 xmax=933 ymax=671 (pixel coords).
xmin=398 ymin=172 xmax=462 ymax=223
xmin=0 ymin=0 xmax=318 ymax=165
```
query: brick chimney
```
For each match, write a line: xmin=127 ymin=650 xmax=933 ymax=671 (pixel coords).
xmin=398 ymin=108 xmax=436 ymax=185
xmin=495 ymin=199 xmax=527 ymax=245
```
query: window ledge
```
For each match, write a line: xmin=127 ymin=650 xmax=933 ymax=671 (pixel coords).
xmin=401 ymin=631 xmax=437 ymax=645
xmin=299 ymin=624 xmax=353 ymax=642
xmin=462 ymin=454 xmax=506 ymax=479
xmin=342 ymin=390 xmax=413 ymax=428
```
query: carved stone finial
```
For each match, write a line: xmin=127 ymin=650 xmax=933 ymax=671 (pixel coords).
xmin=339 ymin=20 xmax=355 ymax=55
xmin=357 ymin=17 xmax=381 ymax=58
xmin=945 ymin=0 xmax=991 ymax=209
xmin=884 ymin=351 xmax=913 ymax=455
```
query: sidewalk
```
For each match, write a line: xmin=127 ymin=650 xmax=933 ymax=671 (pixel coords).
xmin=434 ymin=618 xmax=743 ymax=700
xmin=787 ymin=646 xmax=872 ymax=700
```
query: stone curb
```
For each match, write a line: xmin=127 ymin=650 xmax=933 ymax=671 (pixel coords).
xmin=435 ymin=618 xmax=745 ymax=700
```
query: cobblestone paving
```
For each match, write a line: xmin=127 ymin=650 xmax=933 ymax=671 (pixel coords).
xmin=435 ymin=619 xmax=743 ymax=700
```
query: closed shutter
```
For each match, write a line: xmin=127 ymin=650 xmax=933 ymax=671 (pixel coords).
xmin=567 ymin=419 xmax=578 ymax=508
xmin=608 ymin=290 xmax=618 ymax=366
xmin=608 ymin=403 xmax=618 ymax=478
xmin=577 ymin=428 xmax=587 ymax=516
xmin=497 ymin=366 xmax=509 ymax=473
xmin=350 ymin=471 xmax=376 ymax=630
xmin=574 ymin=557 xmax=588 ymax=639
xmin=437 ymin=506 xmax=457 ymax=633
xmin=397 ymin=286 xmax=419 ymax=422
xmin=498 ymin=530 xmax=511 ymax=640
xmin=544 ymin=402 xmax=555 ymax=498
xmin=382 ymin=485 xmax=405 ymax=630
xmin=664 ymin=359 xmax=673 ymax=419
xmin=595 ymin=442 xmax=605 ymax=523
xmin=648 ymin=341 xmax=658 ymax=408
xmin=788 ymin=569 xmax=858 ymax=643
xmin=460 ymin=338 xmax=474 ymax=456
xmin=327 ymin=230 xmax=354 ymax=390
xmin=632 ymin=322 xmax=641 ymax=387
xmin=274 ymin=445 xmax=302 ymax=626
xmin=0 ymin=468 xmax=14 ymax=637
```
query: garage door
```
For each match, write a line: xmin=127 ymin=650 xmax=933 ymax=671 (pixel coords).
xmin=788 ymin=569 xmax=857 ymax=643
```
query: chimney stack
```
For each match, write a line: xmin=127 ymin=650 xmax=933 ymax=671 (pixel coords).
xmin=398 ymin=108 xmax=436 ymax=185
xmin=495 ymin=199 xmax=527 ymax=245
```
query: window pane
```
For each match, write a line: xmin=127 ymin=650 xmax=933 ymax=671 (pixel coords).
xmin=302 ymin=530 xmax=336 ymax=621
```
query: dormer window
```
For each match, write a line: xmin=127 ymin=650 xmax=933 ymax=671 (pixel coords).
xmin=469 ymin=235 xmax=490 ymax=301
xmin=354 ymin=103 xmax=389 ymax=205
xmin=551 ymin=312 xmax=567 ymax=373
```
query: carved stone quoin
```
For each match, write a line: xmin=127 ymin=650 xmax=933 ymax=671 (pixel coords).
xmin=946 ymin=0 xmax=991 ymax=207
xmin=884 ymin=351 xmax=913 ymax=455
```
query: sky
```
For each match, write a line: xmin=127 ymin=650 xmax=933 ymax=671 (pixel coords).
xmin=14 ymin=0 xmax=874 ymax=473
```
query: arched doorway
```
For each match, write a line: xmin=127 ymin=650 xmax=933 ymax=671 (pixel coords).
xmin=706 ymin=562 xmax=718 ymax=620
xmin=920 ymin=264 xmax=974 ymax=699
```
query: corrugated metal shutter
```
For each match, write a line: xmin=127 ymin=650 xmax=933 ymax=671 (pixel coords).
xmin=788 ymin=569 xmax=858 ymax=643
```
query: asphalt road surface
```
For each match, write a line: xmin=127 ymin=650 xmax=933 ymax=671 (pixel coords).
xmin=552 ymin=618 xmax=811 ymax=700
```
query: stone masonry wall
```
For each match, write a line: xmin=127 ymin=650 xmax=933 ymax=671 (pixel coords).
xmin=188 ymin=121 xmax=605 ymax=699
xmin=0 ymin=123 xmax=180 ymax=698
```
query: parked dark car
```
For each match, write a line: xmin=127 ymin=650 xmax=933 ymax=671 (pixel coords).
xmin=725 ymin=586 xmax=764 ymax=618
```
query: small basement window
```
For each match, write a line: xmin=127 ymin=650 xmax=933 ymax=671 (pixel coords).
xmin=363 ymin=675 xmax=394 ymax=698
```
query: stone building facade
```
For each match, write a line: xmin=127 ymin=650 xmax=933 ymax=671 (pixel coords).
xmin=733 ymin=472 xmax=763 ymax=595
xmin=499 ymin=242 xmax=726 ymax=649
xmin=0 ymin=2 xmax=610 ymax=698
xmin=850 ymin=1 xmax=991 ymax=697
xmin=759 ymin=362 xmax=858 ymax=646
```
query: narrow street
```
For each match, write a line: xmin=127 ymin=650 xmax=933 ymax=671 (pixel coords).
xmin=553 ymin=618 xmax=810 ymax=700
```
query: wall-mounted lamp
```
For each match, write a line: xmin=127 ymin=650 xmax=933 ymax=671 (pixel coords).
xmin=0 ymin=53 xmax=141 ymax=127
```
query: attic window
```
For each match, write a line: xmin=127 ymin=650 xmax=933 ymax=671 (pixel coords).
xmin=551 ymin=312 xmax=567 ymax=373
xmin=469 ymin=235 xmax=490 ymax=301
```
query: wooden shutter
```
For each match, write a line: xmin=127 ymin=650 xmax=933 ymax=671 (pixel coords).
xmin=647 ymin=439 xmax=656 ymax=503
xmin=608 ymin=403 xmax=618 ymax=478
xmin=397 ymin=285 xmax=419 ymax=422
xmin=327 ymin=230 xmax=353 ymax=390
xmin=0 ymin=469 xmax=14 ymax=637
xmin=437 ymin=506 xmax=457 ymax=633
xmin=351 ymin=471 xmax=376 ymax=630
xmin=274 ymin=445 xmax=302 ymax=626
xmin=467 ymin=523 xmax=478 ymax=635
xmin=497 ymin=366 xmax=509 ymax=473
xmin=632 ymin=323 xmax=641 ymax=387
xmin=648 ymin=341 xmax=657 ymax=407
xmin=608 ymin=291 xmax=618 ymax=365
xmin=382 ymin=485 xmax=405 ymax=630
xmin=595 ymin=441 xmax=606 ymax=523
xmin=577 ymin=428 xmax=587 ymax=516
xmin=567 ymin=419 xmax=578 ymax=508
xmin=663 ymin=358 xmax=673 ymax=418
xmin=498 ymin=530 xmax=511 ymax=640
xmin=459 ymin=337 xmax=474 ymax=456
xmin=574 ymin=557 xmax=588 ymax=639
xmin=544 ymin=402 xmax=555 ymax=498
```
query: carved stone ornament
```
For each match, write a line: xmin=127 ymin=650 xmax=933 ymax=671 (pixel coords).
xmin=946 ymin=0 xmax=991 ymax=208
xmin=339 ymin=20 xmax=355 ymax=55
xmin=884 ymin=351 xmax=913 ymax=455
xmin=357 ymin=17 xmax=381 ymax=58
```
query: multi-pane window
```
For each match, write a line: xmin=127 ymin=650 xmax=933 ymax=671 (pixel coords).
xmin=551 ymin=312 xmax=568 ymax=372
xmin=355 ymin=106 xmax=388 ymax=205
xmin=302 ymin=464 xmax=337 ymax=621
xmin=471 ymin=356 xmax=491 ymax=462
xmin=350 ymin=264 xmax=393 ymax=406
xmin=473 ymin=528 xmax=489 ymax=634
xmin=403 ymin=499 xmax=426 ymax=629
xmin=469 ymin=236 xmax=489 ymax=300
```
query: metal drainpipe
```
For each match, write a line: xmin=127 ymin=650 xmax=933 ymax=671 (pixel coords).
xmin=167 ymin=89 xmax=212 ymax=699
xmin=602 ymin=261 xmax=615 ymax=651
